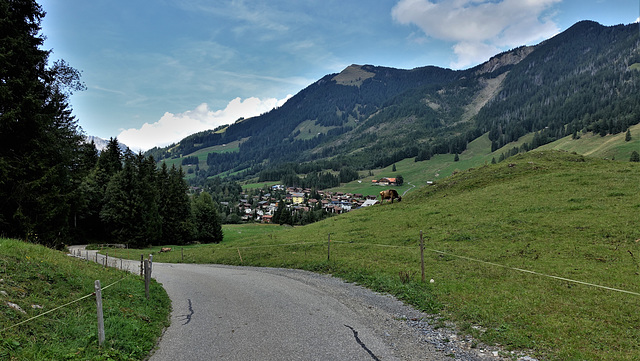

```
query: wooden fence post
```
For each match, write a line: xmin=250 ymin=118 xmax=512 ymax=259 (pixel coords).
xmin=420 ymin=230 xmax=425 ymax=283
xmin=182 ymin=248 xmax=184 ymax=263
xmin=94 ymin=280 xmax=105 ymax=346
xmin=144 ymin=260 xmax=150 ymax=300
xmin=140 ymin=254 xmax=144 ymax=277
xmin=327 ymin=233 xmax=331 ymax=261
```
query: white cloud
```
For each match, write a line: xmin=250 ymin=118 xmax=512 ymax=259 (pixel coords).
xmin=636 ymin=17 xmax=639 ymax=23
xmin=392 ymin=0 xmax=561 ymax=69
xmin=117 ymin=95 xmax=292 ymax=152
xmin=451 ymin=41 xmax=500 ymax=70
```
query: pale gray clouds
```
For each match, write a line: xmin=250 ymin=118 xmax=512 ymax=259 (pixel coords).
xmin=392 ymin=0 xmax=561 ymax=68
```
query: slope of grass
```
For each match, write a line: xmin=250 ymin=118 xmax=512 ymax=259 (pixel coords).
xmin=0 ymin=240 xmax=170 ymax=360
xmin=539 ymin=123 xmax=640 ymax=160
xmin=125 ymin=151 xmax=640 ymax=360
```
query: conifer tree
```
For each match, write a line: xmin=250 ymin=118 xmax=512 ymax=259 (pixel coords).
xmin=157 ymin=164 xmax=193 ymax=244
xmin=272 ymin=200 xmax=285 ymax=225
xmin=192 ymin=192 xmax=223 ymax=243
xmin=0 ymin=0 xmax=86 ymax=247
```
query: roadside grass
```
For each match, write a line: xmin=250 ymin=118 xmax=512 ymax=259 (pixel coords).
xmin=0 ymin=239 xmax=170 ymax=360
xmin=123 ymin=151 xmax=640 ymax=360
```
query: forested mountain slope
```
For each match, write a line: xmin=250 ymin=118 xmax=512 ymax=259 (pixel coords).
xmin=146 ymin=21 xmax=640 ymax=184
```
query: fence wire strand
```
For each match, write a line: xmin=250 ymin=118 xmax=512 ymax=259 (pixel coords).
xmin=0 ymin=274 xmax=132 ymax=334
xmin=326 ymin=240 xmax=640 ymax=296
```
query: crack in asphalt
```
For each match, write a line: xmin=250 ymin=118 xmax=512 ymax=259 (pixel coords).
xmin=178 ymin=299 xmax=194 ymax=325
xmin=344 ymin=324 xmax=381 ymax=361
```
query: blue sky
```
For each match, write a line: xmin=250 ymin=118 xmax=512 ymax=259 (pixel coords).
xmin=39 ymin=0 xmax=639 ymax=151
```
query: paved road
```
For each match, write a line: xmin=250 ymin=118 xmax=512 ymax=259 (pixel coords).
xmin=67 ymin=246 xmax=458 ymax=361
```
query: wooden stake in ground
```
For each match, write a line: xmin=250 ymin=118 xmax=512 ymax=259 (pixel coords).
xmin=420 ymin=230 xmax=425 ymax=283
xmin=327 ymin=233 xmax=331 ymax=261
xmin=144 ymin=260 xmax=150 ymax=300
xmin=94 ymin=280 xmax=105 ymax=346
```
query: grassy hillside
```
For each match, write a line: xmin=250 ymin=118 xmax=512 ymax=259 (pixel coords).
xmin=161 ymin=138 xmax=243 ymax=179
xmin=125 ymin=151 xmax=640 ymax=360
xmin=0 ymin=240 xmax=170 ymax=360
xmin=540 ymin=123 xmax=640 ymax=160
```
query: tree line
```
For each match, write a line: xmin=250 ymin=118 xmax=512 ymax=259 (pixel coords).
xmin=0 ymin=1 xmax=222 ymax=248
xmin=78 ymin=139 xmax=223 ymax=248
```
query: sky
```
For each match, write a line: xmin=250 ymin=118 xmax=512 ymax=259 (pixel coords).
xmin=39 ymin=0 xmax=640 ymax=151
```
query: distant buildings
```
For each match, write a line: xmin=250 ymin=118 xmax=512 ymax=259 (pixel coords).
xmin=371 ymin=177 xmax=397 ymax=186
xmin=241 ymin=185 xmax=380 ymax=223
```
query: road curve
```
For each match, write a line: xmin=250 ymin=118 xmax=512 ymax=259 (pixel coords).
xmin=67 ymin=246 xmax=478 ymax=361
xmin=148 ymin=263 xmax=450 ymax=361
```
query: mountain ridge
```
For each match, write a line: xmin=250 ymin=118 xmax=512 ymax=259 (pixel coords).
xmin=145 ymin=20 xmax=640 ymax=185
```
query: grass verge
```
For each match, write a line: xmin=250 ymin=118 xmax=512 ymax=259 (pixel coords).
xmin=0 ymin=239 xmax=170 ymax=360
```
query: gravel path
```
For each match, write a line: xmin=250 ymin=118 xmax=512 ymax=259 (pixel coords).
xmin=68 ymin=246 xmax=536 ymax=361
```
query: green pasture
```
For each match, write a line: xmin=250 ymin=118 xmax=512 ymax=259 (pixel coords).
xmin=118 ymin=151 xmax=640 ymax=360
xmin=540 ymin=123 xmax=640 ymax=160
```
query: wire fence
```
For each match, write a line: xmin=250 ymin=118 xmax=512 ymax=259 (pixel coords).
xmin=214 ymin=233 xmax=640 ymax=297
xmin=3 ymin=235 xmax=637 ymax=351
xmin=0 ymin=273 xmax=132 ymax=334
xmin=0 ymin=247 xmax=150 ymax=344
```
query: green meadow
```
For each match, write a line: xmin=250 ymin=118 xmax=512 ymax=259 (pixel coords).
xmin=127 ymin=150 xmax=640 ymax=360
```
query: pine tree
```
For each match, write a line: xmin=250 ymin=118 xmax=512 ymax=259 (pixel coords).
xmin=136 ymin=153 xmax=161 ymax=244
xmin=98 ymin=138 xmax=123 ymax=176
xmin=100 ymin=152 xmax=162 ymax=247
xmin=158 ymin=165 xmax=192 ymax=245
xmin=630 ymin=151 xmax=640 ymax=162
xmin=101 ymin=153 xmax=137 ymax=245
xmin=625 ymin=129 xmax=632 ymax=142
xmin=0 ymin=0 xmax=86 ymax=247
xmin=272 ymin=200 xmax=285 ymax=224
xmin=192 ymin=192 xmax=223 ymax=243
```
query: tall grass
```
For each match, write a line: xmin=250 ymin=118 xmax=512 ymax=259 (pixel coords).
xmin=0 ymin=239 xmax=170 ymax=360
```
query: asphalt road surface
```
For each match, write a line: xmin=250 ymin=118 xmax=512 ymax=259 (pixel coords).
xmin=68 ymin=246 xmax=501 ymax=361
xmin=148 ymin=263 xmax=451 ymax=361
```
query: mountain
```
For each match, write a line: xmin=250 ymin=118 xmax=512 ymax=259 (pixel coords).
xmin=85 ymin=135 xmax=129 ymax=153
xmin=146 ymin=21 xmax=640 ymax=184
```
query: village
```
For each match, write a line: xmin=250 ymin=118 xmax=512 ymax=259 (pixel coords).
xmin=230 ymin=177 xmax=400 ymax=223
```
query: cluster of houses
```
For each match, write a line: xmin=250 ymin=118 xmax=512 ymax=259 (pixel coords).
xmin=232 ymin=186 xmax=383 ymax=223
